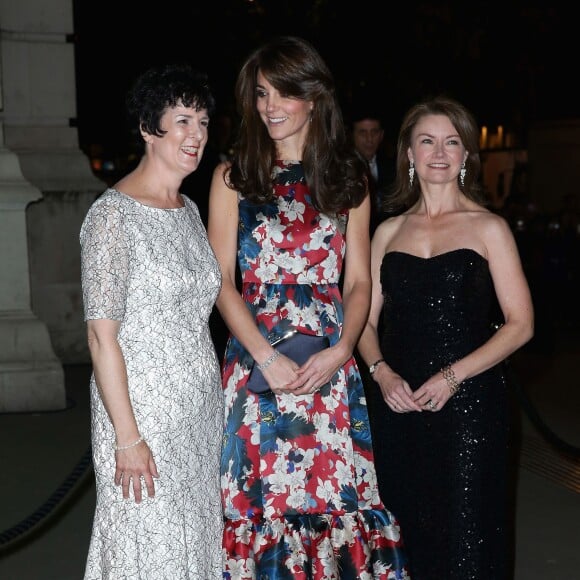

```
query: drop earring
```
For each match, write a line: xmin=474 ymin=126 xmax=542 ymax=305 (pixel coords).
xmin=408 ymin=161 xmax=415 ymax=186
xmin=459 ymin=162 xmax=466 ymax=187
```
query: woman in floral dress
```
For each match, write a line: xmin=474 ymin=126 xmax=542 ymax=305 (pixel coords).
xmin=208 ymin=36 xmax=410 ymax=579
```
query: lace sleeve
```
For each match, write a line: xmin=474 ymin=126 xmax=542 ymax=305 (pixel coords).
xmin=80 ymin=197 xmax=129 ymax=321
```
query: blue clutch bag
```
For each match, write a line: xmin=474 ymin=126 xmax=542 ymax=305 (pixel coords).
xmin=246 ymin=331 xmax=330 ymax=394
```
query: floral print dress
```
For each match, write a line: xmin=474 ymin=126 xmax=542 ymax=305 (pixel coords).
xmin=220 ymin=161 xmax=409 ymax=579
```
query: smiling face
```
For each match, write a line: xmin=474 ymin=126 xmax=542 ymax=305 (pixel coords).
xmin=255 ymin=69 xmax=313 ymax=157
xmin=145 ymin=102 xmax=209 ymax=177
xmin=408 ymin=114 xmax=468 ymax=186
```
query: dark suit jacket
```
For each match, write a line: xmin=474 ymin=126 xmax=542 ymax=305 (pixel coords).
xmin=369 ymin=150 xmax=396 ymax=235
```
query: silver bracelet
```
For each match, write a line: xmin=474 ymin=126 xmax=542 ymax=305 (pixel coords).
xmin=114 ymin=435 xmax=144 ymax=452
xmin=257 ymin=349 xmax=280 ymax=371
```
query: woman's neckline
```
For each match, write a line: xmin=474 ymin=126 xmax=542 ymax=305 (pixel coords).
xmin=384 ymin=248 xmax=488 ymax=262
xmin=110 ymin=187 xmax=186 ymax=211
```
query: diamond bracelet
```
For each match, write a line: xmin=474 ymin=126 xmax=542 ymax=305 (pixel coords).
xmin=257 ymin=349 xmax=280 ymax=371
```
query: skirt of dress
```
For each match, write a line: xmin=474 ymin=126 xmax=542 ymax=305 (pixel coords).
xmin=221 ymin=347 xmax=410 ymax=579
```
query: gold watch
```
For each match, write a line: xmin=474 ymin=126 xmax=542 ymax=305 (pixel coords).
xmin=369 ymin=359 xmax=385 ymax=375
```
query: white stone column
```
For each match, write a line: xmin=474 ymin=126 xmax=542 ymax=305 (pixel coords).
xmin=0 ymin=0 xmax=103 ymax=409
xmin=0 ymin=139 xmax=65 ymax=411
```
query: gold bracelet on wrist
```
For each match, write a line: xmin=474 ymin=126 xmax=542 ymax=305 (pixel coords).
xmin=441 ymin=364 xmax=460 ymax=395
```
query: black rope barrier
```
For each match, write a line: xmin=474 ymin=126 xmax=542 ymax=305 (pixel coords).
xmin=505 ymin=360 xmax=580 ymax=458
xmin=0 ymin=446 xmax=93 ymax=552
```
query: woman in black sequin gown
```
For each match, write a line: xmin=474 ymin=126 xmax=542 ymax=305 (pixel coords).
xmin=357 ymin=96 xmax=534 ymax=579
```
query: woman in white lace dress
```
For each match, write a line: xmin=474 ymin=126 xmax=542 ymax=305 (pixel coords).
xmin=80 ymin=64 xmax=223 ymax=579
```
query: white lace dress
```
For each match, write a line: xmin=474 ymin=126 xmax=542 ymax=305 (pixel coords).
xmin=80 ymin=188 xmax=223 ymax=579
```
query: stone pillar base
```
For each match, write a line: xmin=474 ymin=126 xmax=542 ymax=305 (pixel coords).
xmin=0 ymin=313 xmax=66 ymax=412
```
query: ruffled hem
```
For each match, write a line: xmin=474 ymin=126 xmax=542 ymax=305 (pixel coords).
xmin=223 ymin=509 xmax=410 ymax=579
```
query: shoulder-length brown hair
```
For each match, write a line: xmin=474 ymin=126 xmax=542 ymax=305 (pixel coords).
xmin=228 ymin=35 xmax=367 ymax=214
xmin=385 ymin=95 xmax=486 ymax=214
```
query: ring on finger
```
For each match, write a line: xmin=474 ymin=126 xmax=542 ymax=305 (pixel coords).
xmin=427 ymin=399 xmax=436 ymax=410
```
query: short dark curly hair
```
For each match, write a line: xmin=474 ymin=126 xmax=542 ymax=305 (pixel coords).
xmin=126 ymin=63 xmax=215 ymax=138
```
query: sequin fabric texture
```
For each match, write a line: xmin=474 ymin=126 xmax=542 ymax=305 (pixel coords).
xmin=80 ymin=189 xmax=224 ymax=579
xmin=368 ymin=248 xmax=511 ymax=579
xmin=220 ymin=161 xmax=409 ymax=579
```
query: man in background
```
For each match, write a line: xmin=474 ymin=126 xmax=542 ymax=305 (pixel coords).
xmin=350 ymin=108 xmax=395 ymax=233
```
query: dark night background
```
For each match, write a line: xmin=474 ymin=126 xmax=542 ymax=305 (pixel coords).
xmin=72 ymin=1 xmax=574 ymax=165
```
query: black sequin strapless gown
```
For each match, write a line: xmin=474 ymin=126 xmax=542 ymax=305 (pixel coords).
xmin=367 ymin=249 xmax=512 ymax=580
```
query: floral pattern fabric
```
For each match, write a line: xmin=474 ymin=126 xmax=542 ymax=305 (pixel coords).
xmin=221 ymin=162 xmax=409 ymax=579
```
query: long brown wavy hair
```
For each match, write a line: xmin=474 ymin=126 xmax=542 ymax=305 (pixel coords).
xmin=227 ymin=36 xmax=368 ymax=214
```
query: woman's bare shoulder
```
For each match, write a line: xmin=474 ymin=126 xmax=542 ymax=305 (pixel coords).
xmin=210 ymin=161 xmax=235 ymax=191
xmin=372 ymin=214 xmax=408 ymax=248
xmin=468 ymin=207 xmax=512 ymax=235
xmin=376 ymin=213 xmax=408 ymax=233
